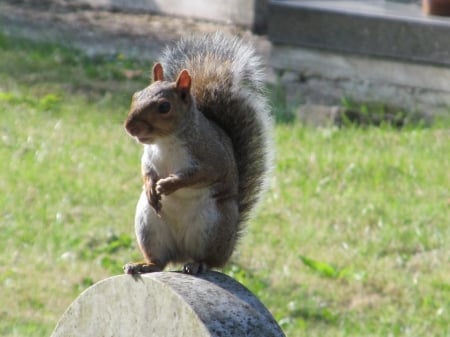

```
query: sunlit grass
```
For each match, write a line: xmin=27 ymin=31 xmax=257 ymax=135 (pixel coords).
xmin=238 ymin=124 xmax=449 ymax=336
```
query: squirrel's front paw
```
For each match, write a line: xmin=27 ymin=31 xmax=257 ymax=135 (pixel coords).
xmin=144 ymin=173 xmax=162 ymax=213
xmin=124 ymin=262 xmax=164 ymax=274
xmin=147 ymin=187 xmax=162 ymax=213
xmin=156 ymin=175 xmax=180 ymax=196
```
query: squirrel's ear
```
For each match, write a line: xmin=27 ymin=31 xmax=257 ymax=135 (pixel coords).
xmin=175 ymin=70 xmax=191 ymax=93
xmin=152 ymin=63 xmax=164 ymax=82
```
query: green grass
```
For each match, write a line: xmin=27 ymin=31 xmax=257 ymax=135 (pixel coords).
xmin=1 ymin=32 xmax=449 ymax=337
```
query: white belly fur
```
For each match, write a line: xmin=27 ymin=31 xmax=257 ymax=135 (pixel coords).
xmin=143 ymin=139 xmax=218 ymax=258
xmin=160 ymin=186 xmax=218 ymax=257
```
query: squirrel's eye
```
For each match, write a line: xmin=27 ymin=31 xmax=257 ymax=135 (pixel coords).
xmin=158 ymin=101 xmax=171 ymax=114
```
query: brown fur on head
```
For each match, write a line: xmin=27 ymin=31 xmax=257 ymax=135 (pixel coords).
xmin=124 ymin=63 xmax=193 ymax=144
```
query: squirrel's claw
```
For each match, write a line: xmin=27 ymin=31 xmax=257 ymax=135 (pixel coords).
xmin=182 ymin=262 xmax=208 ymax=275
xmin=144 ymin=175 xmax=162 ymax=213
xmin=148 ymin=191 xmax=162 ymax=214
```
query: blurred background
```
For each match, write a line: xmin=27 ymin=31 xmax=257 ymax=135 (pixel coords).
xmin=1 ymin=1 xmax=449 ymax=336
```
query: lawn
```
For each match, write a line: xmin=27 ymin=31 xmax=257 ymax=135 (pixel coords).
xmin=0 ymin=32 xmax=449 ymax=337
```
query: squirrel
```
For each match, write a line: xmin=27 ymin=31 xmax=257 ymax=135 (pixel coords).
xmin=123 ymin=33 xmax=273 ymax=275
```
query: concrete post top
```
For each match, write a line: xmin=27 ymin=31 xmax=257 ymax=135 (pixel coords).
xmin=52 ymin=271 xmax=285 ymax=337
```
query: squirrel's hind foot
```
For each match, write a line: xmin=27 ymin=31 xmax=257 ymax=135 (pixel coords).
xmin=182 ymin=262 xmax=208 ymax=275
xmin=123 ymin=262 xmax=164 ymax=275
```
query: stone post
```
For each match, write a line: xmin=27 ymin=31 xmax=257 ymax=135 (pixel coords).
xmin=51 ymin=271 xmax=285 ymax=337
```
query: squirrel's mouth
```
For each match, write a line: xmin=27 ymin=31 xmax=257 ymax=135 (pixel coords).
xmin=136 ymin=136 xmax=154 ymax=144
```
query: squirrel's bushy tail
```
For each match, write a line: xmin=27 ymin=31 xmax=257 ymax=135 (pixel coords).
xmin=159 ymin=32 xmax=273 ymax=230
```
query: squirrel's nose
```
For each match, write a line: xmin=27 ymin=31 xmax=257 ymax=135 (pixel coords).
xmin=124 ymin=119 xmax=148 ymax=137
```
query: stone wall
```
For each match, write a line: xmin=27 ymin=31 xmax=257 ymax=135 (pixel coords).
xmin=273 ymin=46 xmax=450 ymax=123
xmin=268 ymin=1 xmax=450 ymax=121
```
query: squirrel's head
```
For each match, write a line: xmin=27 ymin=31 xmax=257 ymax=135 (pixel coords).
xmin=124 ymin=63 xmax=193 ymax=144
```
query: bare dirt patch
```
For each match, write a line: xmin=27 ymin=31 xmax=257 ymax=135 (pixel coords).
xmin=1 ymin=1 xmax=271 ymax=62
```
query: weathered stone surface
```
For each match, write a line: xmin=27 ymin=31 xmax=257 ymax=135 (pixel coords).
xmin=273 ymin=45 xmax=450 ymax=117
xmin=273 ymin=45 xmax=450 ymax=92
xmin=51 ymin=271 xmax=285 ymax=337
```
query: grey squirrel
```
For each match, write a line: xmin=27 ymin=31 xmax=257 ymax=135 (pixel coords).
xmin=123 ymin=33 xmax=273 ymax=275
